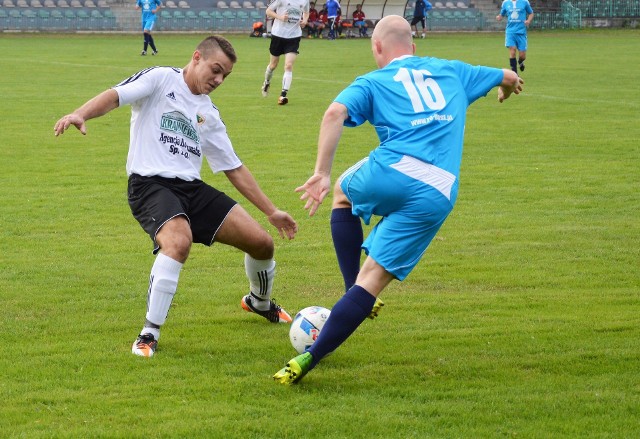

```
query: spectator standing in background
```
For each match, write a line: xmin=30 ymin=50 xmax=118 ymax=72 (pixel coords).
xmin=410 ymin=0 xmax=432 ymax=39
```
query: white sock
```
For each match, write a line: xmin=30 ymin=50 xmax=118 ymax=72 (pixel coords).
xmin=245 ymin=254 xmax=275 ymax=311
xmin=140 ymin=326 xmax=160 ymax=340
xmin=145 ymin=253 xmax=183 ymax=327
xmin=282 ymin=71 xmax=292 ymax=92
xmin=265 ymin=66 xmax=273 ymax=83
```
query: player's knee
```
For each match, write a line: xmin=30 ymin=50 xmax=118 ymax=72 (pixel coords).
xmin=332 ymin=183 xmax=350 ymax=209
xmin=159 ymin=236 xmax=191 ymax=262
xmin=248 ymin=232 xmax=274 ymax=260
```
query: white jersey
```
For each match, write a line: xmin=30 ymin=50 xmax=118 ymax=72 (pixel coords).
xmin=114 ymin=67 xmax=242 ymax=181
xmin=268 ymin=0 xmax=309 ymax=39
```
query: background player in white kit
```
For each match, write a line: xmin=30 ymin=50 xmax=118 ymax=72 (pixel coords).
xmin=261 ymin=0 xmax=309 ymax=105
xmin=54 ymin=36 xmax=298 ymax=358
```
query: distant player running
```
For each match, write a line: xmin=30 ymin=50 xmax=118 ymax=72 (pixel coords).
xmin=261 ymin=0 xmax=309 ymax=105
xmin=136 ymin=0 xmax=162 ymax=56
xmin=496 ymin=0 xmax=534 ymax=73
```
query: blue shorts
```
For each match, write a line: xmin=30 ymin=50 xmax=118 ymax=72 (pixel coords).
xmin=339 ymin=154 xmax=455 ymax=281
xmin=505 ymin=32 xmax=527 ymax=51
xmin=142 ymin=16 xmax=157 ymax=31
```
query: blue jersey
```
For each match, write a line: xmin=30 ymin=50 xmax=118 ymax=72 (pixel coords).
xmin=334 ymin=55 xmax=503 ymax=183
xmin=326 ymin=0 xmax=340 ymax=18
xmin=137 ymin=0 xmax=161 ymax=22
xmin=500 ymin=0 xmax=533 ymax=34
xmin=414 ymin=0 xmax=432 ymax=18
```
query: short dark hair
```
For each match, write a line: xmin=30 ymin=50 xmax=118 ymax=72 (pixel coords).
xmin=197 ymin=35 xmax=237 ymax=64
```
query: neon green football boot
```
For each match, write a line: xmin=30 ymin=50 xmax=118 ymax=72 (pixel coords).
xmin=273 ymin=352 xmax=314 ymax=385
xmin=367 ymin=297 xmax=384 ymax=320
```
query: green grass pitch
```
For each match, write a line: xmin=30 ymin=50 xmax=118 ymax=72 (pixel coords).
xmin=1 ymin=29 xmax=639 ymax=437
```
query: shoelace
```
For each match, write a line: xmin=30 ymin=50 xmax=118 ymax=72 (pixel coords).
xmin=137 ymin=334 xmax=155 ymax=344
xmin=265 ymin=300 xmax=283 ymax=322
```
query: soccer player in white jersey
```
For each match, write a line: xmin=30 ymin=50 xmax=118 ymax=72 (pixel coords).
xmin=497 ymin=0 xmax=534 ymax=74
xmin=54 ymin=36 xmax=298 ymax=358
xmin=262 ymin=0 xmax=309 ymax=105
xmin=273 ymin=15 xmax=523 ymax=384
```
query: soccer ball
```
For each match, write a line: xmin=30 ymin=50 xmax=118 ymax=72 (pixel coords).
xmin=289 ymin=306 xmax=331 ymax=354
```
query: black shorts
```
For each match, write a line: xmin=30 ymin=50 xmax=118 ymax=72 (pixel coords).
xmin=411 ymin=15 xmax=426 ymax=27
xmin=269 ymin=35 xmax=301 ymax=57
xmin=127 ymin=174 xmax=237 ymax=254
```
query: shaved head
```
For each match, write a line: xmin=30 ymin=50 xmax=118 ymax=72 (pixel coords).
xmin=370 ymin=15 xmax=415 ymax=67
xmin=372 ymin=15 xmax=413 ymax=48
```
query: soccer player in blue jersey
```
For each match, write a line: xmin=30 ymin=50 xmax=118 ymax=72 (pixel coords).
xmin=136 ymin=0 xmax=162 ymax=56
xmin=497 ymin=0 xmax=534 ymax=73
xmin=325 ymin=0 xmax=341 ymax=40
xmin=273 ymin=15 xmax=523 ymax=384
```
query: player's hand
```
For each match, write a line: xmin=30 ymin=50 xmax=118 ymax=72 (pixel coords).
xmin=267 ymin=209 xmax=298 ymax=240
xmin=498 ymin=76 xmax=524 ymax=102
xmin=295 ymin=173 xmax=331 ymax=217
xmin=53 ymin=113 xmax=87 ymax=136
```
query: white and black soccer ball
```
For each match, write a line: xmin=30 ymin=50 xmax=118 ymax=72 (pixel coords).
xmin=289 ymin=306 xmax=331 ymax=354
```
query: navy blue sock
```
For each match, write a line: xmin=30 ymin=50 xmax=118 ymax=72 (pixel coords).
xmin=143 ymin=33 xmax=149 ymax=51
xmin=509 ymin=57 xmax=517 ymax=73
xmin=330 ymin=208 xmax=363 ymax=291
xmin=148 ymin=35 xmax=157 ymax=52
xmin=307 ymin=285 xmax=376 ymax=369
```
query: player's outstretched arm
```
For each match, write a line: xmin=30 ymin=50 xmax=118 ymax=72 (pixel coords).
xmin=224 ymin=165 xmax=298 ymax=240
xmin=498 ymin=69 xmax=524 ymax=103
xmin=295 ymin=102 xmax=347 ymax=217
xmin=53 ymin=89 xmax=120 ymax=136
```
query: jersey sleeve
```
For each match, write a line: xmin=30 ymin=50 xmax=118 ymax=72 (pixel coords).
xmin=114 ymin=67 xmax=164 ymax=107
xmin=525 ymin=1 xmax=533 ymax=14
xmin=450 ymin=61 xmax=504 ymax=105
xmin=334 ymin=77 xmax=373 ymax=128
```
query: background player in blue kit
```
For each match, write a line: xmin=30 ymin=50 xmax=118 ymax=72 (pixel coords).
xmin=273 ymin=15 xmax=523 ymax=384
xmin=325 ymin=0 xmax=340 ymax=40
xmin=497 ymin=0 xmax=534 ymax=73
xmin=136 ymin=0 xmax=162 ymax=56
